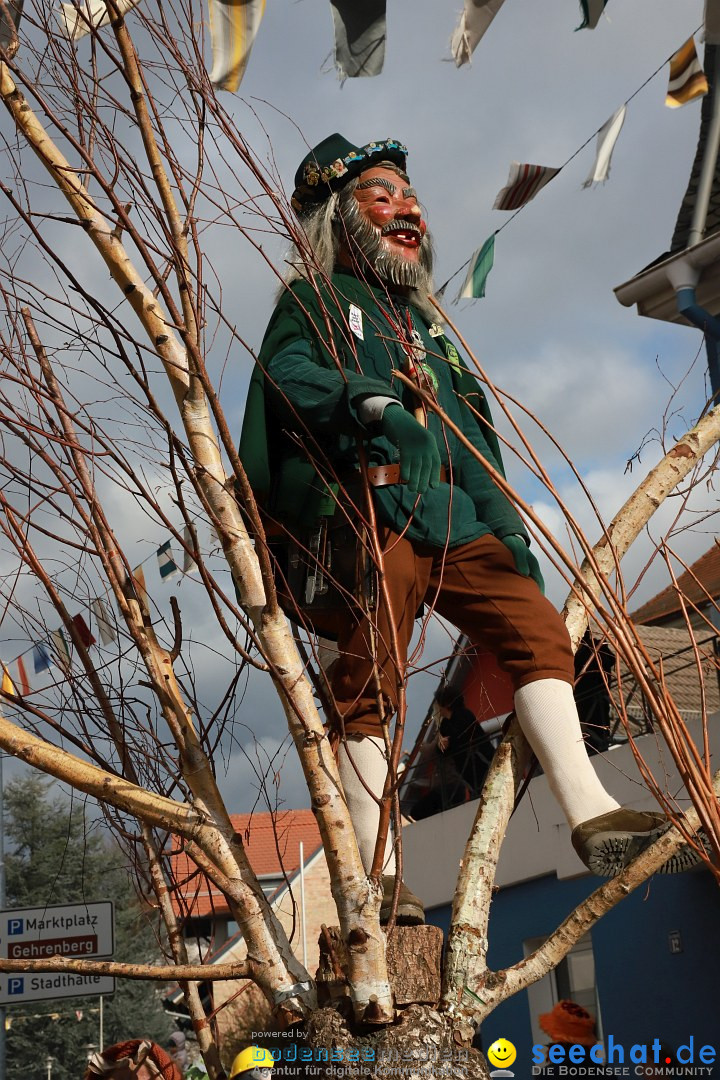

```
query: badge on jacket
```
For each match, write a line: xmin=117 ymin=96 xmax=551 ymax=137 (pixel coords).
xmin=349 ymin=304 xmax=364 ymax=340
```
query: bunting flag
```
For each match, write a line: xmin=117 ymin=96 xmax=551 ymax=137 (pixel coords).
xmin=0 ymin=0 xmax=23 ymax=52
xmin=157 ymin=540 xmax=180 ymax=581
xmin=208 ymin=0 xmax=265 ymax=91
xmin=582 ymin=104 xmax=626 ymax=187
xmin=1 ymin=666 xmax=16 ymax=696
xmin=182 ymin=525 xmax=198 ymax=574
xmin=16 ymin=655 xmax=30 ymax=695
xmin=577 ymin=0 xmax=610 ymax=29
xmin=32 ymin=642 xmax=53 ymax=674
xmin=50 ymin=629 xmax=72 ymax=672
xmin=132 ymin=563 xmax=150 ymax=617
xmin=91 ymin=597 xmax=116 ymax=645
xmin=457 ymin=235 xmax=495 ymax=300
xmin=59 ymin=0 xmax=142 ymax=40
xmin=666 ymin=37 xmax=709 ymax=108
xmin=450 ymin=0 xmax=506 ymax=68
xmin=330 ymin=0 xmax=386 ymax=79
xmin=72 ymin=613 xmax=96 ymax=647
xmin=493 ymin=162 xmax=560 ymax=211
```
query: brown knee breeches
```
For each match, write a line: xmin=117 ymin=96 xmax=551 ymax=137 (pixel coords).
xmin=330 ymin=530 xmax=574 ymax=737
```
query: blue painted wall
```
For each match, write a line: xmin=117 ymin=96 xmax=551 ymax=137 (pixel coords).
xmin=426 ymin=868 xmax=720 ymax=1066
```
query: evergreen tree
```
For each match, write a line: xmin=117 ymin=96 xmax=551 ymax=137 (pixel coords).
xmin=3 ymin=774 xmax=172 ymax=1080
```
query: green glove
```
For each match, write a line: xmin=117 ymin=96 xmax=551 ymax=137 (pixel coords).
xmin=503 ymin=534 xmax=545 ymax=594
xmin=381 ymin=404 xmax=442 ymax=494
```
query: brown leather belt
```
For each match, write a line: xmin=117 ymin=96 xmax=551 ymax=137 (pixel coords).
xmin=365 ymin=464 xmax=448 ymax=488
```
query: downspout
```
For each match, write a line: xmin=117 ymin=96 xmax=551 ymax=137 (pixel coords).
xmin=669 ymin=45 xmax=720 ymax=402
xmin=668 ymin=265 xmax=720 ymax=402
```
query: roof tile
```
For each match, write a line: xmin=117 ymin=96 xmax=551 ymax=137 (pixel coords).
xmin=168 ymin=809 xmax=322 ymax=920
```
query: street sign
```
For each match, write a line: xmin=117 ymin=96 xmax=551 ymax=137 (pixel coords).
xmin=0 ymin=901 xmax=115 ymax=1004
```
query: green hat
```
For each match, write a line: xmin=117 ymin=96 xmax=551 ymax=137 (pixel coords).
xmin=291 ymin=134 xmax=408 ymax=214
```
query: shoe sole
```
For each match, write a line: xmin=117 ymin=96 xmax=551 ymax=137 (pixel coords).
xmin=380 ymin=905 xmax=425 ymax=927
xmin=582 ymin=822 xmax=707 ymax=878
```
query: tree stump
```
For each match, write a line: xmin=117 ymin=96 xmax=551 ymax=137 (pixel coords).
xmin=317 ymin=925 xmax=444 ymax=1007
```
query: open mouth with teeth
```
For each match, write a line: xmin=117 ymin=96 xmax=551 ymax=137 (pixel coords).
xmin=381 ymin=221 xmax=425 ymax=250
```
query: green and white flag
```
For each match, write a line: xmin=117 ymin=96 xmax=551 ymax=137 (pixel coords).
xmin=577 ymin=0 xmax=610 ymax=29
xmin=157 ymin=539 xmax=180 ymax=581
xmin=457 ymin=235 xmax=495 ymax=300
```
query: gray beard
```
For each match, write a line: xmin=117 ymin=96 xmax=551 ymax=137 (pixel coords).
xmin=336 ymin=190 xmax=434 ymax=293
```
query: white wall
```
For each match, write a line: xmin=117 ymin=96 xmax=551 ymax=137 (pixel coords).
xmin=402 ymin=713 xmax=719 ymax=908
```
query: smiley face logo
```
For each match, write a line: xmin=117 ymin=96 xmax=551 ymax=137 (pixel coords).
xmin=487 ymin=1039 xmax=517 ymax=1069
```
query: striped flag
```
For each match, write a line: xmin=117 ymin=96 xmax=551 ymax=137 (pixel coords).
xmin=51 ymin=629 xmax=72 ymax=672
xmin=331 ymin=0 xmax=386 ymax=79
xmin=582 ymin=105 xmax=626 ymax=187
xmin=493 ymin=162 xmax=560 ymax=211
xmin=16 ymin=656 xmax=30 ymax=695
xmin=59 ymin=0 xmax=141 ymax=40
xmin=577 ymin=0 xmax=610 ymax=29
xmin=666 ymin=37 xmax=708 ymax=109
xmin=32 ymin=642 xmax=53 ymax=674
xmin=450 ymin=0 xmax=506 ymax=68
xmin=157 ymin=540 xmax=180 ymax=581
xmin=1 ymin=666 xmax=16 ymax=696
xmin=458 ymin=235 xmax=495 ymax=300
xmin=209 ymin=0 xmax=266 ymax=92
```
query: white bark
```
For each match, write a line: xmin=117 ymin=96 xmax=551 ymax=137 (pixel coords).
xmin=0 ymin=57 xmax=393 ymax=1022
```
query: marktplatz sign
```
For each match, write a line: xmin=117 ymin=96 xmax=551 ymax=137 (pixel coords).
xmin=0 ymin=901 xmax=115 ymax=1003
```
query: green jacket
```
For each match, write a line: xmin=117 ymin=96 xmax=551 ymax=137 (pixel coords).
xmin=239 ymin=271 xmax=528 ymax=550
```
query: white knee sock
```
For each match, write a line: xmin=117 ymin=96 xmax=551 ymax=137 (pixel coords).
xmin=514 ymin=678 xmax=619 ymax=829
xmin=338 ymin=735 xmax=395 ymax=875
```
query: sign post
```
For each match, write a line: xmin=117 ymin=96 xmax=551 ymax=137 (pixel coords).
xmin=0 ymin=901 xmax=115 ymax=1004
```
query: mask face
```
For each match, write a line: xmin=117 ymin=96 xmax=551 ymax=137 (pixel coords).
xmin=353 ymin=167 xmax=426 ymax=263
xmin=337 ymin=167 xmax=434 ymax=289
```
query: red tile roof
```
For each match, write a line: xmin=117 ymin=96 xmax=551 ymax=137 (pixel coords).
xmin=629 ymin=543 xmax=720 ymax=626
xmin=168 ymin=809 xmax=322 ymax=920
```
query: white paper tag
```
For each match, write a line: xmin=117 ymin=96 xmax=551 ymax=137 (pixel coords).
xmin=349 ymin=304 xmax=364 ymax=341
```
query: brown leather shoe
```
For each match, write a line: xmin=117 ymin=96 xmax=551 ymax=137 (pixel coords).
xmin=380 ymin=875 xmax=425 ymax=925
xmin=572 ymin=807 xmax=705 ymax=878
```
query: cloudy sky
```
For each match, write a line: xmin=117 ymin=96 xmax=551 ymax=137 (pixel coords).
xmin=1 ymin=0 xmax=717 ymax=812
xmin=207 ymin=0 xmax=717 ymax=810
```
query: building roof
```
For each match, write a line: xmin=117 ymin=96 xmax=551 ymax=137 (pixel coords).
xmin=629 ymin=543 xmax=720 ymax=626
xmin=168 ymin=809 xmax=322 ymax=920
xmin=612 ymin=623 xmax=720 ymax=723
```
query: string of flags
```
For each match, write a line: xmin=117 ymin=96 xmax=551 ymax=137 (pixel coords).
xmin=0 ymin=522 xmax=222 ymax=701
xmin=449 ymin=31 xmax=708 ymax=301
xmin=0 ymin=0 xmax=616 ymax=89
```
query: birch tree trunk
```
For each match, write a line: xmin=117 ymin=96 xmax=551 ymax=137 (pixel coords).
xmin=0 ymin=48 xmax=393 ymax=1023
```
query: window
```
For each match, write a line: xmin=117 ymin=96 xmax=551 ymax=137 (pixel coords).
xmin=523 ymin=933 xmax=603 ymax=1046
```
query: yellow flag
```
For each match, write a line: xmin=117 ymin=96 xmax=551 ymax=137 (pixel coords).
xmin=667 ymin=37 xmax=709 ymax=108
xmin=1 ymin=665 xmax=16 ymax=696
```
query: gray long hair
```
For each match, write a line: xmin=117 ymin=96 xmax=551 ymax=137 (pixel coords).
xmin=282 ymin=170 xmax=439 ymax=325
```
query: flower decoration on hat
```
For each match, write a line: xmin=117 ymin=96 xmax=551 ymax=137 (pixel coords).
xmin=291 ymin=134 xmax=408 ymax=214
